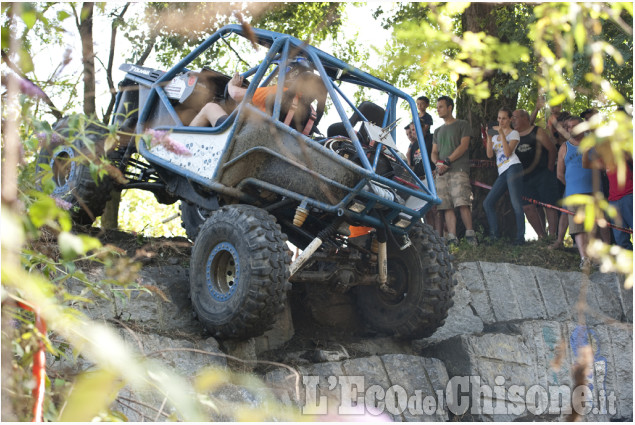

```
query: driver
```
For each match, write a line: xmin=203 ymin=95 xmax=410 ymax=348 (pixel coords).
xmin=189 ymin=63 xmax=308 ymax=127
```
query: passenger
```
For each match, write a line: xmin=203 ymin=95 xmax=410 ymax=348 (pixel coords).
xmin=556 ymin=116 xmax=595 ymax=269
xmin=511 ymin=109 xmax=559 ymax=238
xmin=483 ymin=108 xmax=525 ymax=245
xmin=190 ymin=71 xmax=249 ymax=127
xmin=190 ymin=63 xmax=310 ymax=128
xmin=430 ymin=96 xmax=476 ymax=246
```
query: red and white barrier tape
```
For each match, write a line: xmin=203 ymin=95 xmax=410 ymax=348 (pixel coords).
xmin=471 ymin=180 xmax=633 ymax=234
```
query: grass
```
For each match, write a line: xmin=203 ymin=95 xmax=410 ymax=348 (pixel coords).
xmin=450 ymin=233 xmax=582 ymax=272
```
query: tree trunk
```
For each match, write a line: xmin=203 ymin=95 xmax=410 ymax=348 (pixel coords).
xmin=78 ymin=2 xmax=96 ymax=116
xmin=101 ymin=190 xmax=121 ymax=230
xmin=100 ymin=4 xmax=131 ymax=231
xmin=455 ymin=3 xmax=519 ymax=240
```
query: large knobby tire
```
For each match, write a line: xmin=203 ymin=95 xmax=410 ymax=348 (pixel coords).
xmin=180 ymin=202 xmax=212 ymax=241
xmin=356 ymin=222 xmax=456 ymax=339
xmin=36 ymin=116 xmax=114 ymax=225
xmin=189 ymin=205 xmax=291 ymax=339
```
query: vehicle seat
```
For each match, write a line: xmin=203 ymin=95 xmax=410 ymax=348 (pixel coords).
xmin=327 ymin=101 xmax=386 ymax=138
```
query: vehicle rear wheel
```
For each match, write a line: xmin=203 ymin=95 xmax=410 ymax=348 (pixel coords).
xmin=355 ymin=222 xmax=456 ymax=339
xmin=36 ymin=115 xmax=114 ymax=225
xmin=189 ymin=204 xmax=291 ymax=339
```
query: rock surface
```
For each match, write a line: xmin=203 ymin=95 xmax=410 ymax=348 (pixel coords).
xmin=49 ymin=259 xmax=632 ymax=422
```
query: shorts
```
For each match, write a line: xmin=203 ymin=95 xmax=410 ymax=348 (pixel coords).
xmin=521 ymin=168 xmax=560 ymax=206
xmin=436 ymin=170 xmax=472 ymax=210
xmin=214 ymin=114 xmax=229 ymax=127
xmin=568 ymin=212 xmax=585 ymax=235
xmin=564 ymin=196 xmax=591 ymax=235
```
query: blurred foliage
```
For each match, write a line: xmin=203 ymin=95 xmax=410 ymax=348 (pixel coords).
xmin=373 ymin=1 xmax=633 ymax=280
xmin=127 ymin=2 xmax=345 ymax=70
xmin=2 ymin=1 xmax=633 ymax=421
xmin=374 ymin=2 xmax=633 ymax=114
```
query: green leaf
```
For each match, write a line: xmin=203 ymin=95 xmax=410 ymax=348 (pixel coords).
xmin=1 ymin=27 xmax=10 ymax=50
xmin=548 ymin=93 xmax=567 ymax=106
xmin=56 ymin=10 xmax=71 ymax=21
xmin=59 ymin=213 xmax=72 ymax=232
xmin=443 ymin=2 xmax=470 ymax=15
xmin=573 ymin=22 xmax=586 ymax=52
xmin=59 ymin=232 xmax=85 ymax=260
xmin=78 ymin=234 xmax=103 ymax=253
xmin=21 ymin=10 xmax=37 ymax=29
xmin=18 ymin=47 xmax=35 ymax=74
xmin=28 ymin=196 xmax=57 ymax=228
xmin=58 ymin=232 xmax=101 ymax=260
xmin=59 ymin=369 xmax=123 ymax=422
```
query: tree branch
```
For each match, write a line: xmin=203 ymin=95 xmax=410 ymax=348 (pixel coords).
xmin=103 ymin=2 xmax=130 ymax=124
xmin=1 ymin=50 xmax=63 ymax=120
xmin=135 ymin=36 xmax=156 ymax=66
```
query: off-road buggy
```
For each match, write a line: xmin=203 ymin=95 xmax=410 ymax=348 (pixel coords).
xmin=38 ymin=24 xmax=455 ymax=340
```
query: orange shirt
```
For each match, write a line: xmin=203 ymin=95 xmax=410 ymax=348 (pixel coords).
xmin=252 ymin=86 xmax=287 ymax=112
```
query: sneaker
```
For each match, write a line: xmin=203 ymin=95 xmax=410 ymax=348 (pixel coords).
xmin=446 ymin=233 xmax=458 ymax=246
xmin=579 ymin=257 xmax=592 ymax=271
xmin=465 ymin=230 xmax=478 ymax=247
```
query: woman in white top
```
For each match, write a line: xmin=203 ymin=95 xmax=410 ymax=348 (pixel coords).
xmin=483 ymin=108 xmax=525 ymax=244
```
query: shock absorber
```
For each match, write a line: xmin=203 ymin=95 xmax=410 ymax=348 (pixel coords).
xmin=289 ymin=218 xmax=343 ymax=276
xmin=293 ymin=199 xmax=309 ymax=227
xmin=376 ymin=226 xmax=389 ymax=289
xmin=371 ymin=237 xmax=379 ymax=254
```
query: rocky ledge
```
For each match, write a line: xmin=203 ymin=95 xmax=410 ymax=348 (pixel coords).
xmin=49 ymin=261 xmax=632 ymax=422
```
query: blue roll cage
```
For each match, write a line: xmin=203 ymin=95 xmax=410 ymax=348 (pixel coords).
xmin=125 ymin=24 xmax=440 ymax=231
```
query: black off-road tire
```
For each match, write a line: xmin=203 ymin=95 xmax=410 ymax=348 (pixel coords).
xmin=180 ymin=202 xmax=212 ymax=241
xmin=189 ymin=204 xmax=292 ymax=339
xmin=355 ymin=222 xmax=456 ymax=339
xmin=36 ymin=116 xmax=114 ymax=225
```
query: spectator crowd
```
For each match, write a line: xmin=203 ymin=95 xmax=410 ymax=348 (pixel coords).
xmin=404 ymin=95 xmax=632 ymax=270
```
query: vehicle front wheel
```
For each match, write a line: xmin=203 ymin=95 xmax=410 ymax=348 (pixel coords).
xmin=189 ymin=204 xmax=291 ymax=339
xmin=355 ymin=222 xmax=456 ymax=339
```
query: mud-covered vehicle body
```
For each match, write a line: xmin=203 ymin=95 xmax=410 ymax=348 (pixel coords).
xmin=40 ymin=24 xmax=455 ymax=339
